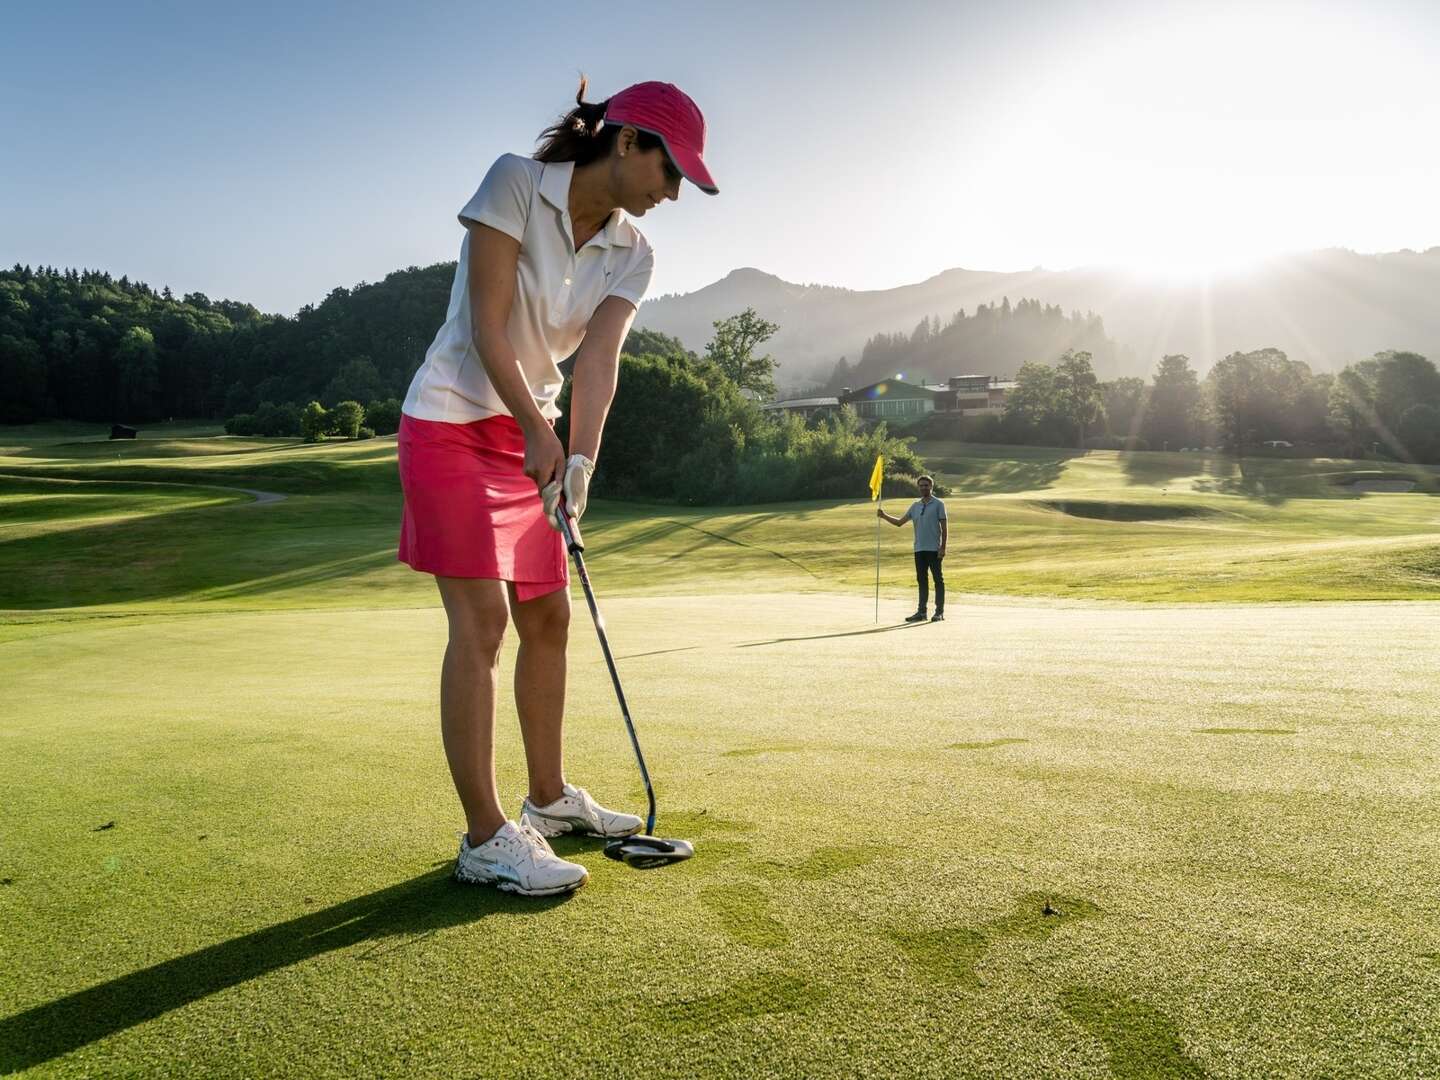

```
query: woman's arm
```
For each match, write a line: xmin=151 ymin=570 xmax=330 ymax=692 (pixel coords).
xmin=466 ymin=222 xmax=565 ymax=490
xmin=567 ymin=295 xmax=638 ymax=462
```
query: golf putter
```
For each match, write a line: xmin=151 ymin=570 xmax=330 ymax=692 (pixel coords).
xmin=556 ymin=497 xmax=694 ymax=869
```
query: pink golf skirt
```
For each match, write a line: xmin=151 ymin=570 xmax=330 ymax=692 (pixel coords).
xmin=396 ymin=412 xmax=567 ymax=601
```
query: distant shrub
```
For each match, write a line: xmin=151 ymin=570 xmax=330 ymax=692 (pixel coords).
xmin=357 ymin=426 xmax=375 ymax=440
xmin=224 ymin=413 xmax=256 ymax=436
xmin=555 ymin=352 xmax=930 ymax=504
xmin=331 ymin=400 xmax=365 ymax=439
xmin=253 ymin=401 xmax=302 ymax=437
xmin=302 ymin=401 xmax=329 ymax=443
xmin=364 ymin=397 xmax=402 ymax=435
xmin=224 ymin=401 xmax=303 ymax=437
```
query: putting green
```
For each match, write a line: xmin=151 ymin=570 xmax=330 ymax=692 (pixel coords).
xmin=2 ymin=427 xmax=1438 ymax=1076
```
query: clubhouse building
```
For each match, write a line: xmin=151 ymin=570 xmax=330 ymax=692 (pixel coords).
xmin=763 ymin=374 xmax=1015 ymax=421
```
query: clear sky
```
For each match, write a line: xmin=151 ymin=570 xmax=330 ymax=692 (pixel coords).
xmin=4 ymin=0 xmax=1438 ymax=314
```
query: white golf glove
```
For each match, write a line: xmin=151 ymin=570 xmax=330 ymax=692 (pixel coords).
xmin=543 ymin=454 xmax=595 ymax=532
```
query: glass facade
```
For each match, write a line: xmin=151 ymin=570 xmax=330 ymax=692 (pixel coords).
xmin=855 ymin=397 xmax=933 ymax=418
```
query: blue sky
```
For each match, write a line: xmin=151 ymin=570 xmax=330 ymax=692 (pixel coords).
xmin=4 ymin=0 xmax=1438 ymax=314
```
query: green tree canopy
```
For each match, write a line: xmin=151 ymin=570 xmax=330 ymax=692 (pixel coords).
xmin=1144 ymin=354 xmax=1203 ymax=449
xmin=1054 ymin=349 xmax=1102 ymax=448
xmin=704 ymin=308 xmax=780 ymax=399
xmin=1101 ymin=377 xmax=1147 ymax=439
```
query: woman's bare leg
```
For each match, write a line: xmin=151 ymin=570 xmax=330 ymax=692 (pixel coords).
xmin=508 ymin=583 xmax=570 ymax=807
xmin=434 ymin=575 xmax=511 ymax=844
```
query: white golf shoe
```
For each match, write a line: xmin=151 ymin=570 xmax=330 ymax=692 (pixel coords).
xmin=520 ymin=783 xmax=644 ymax=839
xmin=453 ymin=815 xmax=588 ymax=897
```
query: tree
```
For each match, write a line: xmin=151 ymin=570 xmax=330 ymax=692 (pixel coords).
xmin=1374 ymin=351 xmax=1440 ymax=432
xmin=116 ymin=325 xmax=160 ymax=420
xmin=1142 ymin=355 xmax=1202 ymax=449
xmin=622 ymin=325 xmax=694 ymax=360
xmin=1003 ymin=360 xmax=1062 ymax=444
xmin=1328 ymin=362 xmax=1379 ymax=455
xmin=704 ymin=308 xmax=780 ymax=399
xmin=1397 ymin=403 xmax=1440 ymax=464
xmin=302 ymin=401 xmax=330 ymax=442
xmin=1101 ymin=376 xmax=1147 ymax=440
xmin=250 ymin=401 xmax=302 ymax=437
xmin=364 ymin=398 xmax=403 ymax=435
xmin=0 ymin=334 xmax=48 ymax=422
xmin=1054 ymin=349 xmax=1102 ymax=448
xmin=323 ymin=356 xmax=385 ymax=407
xmin=1327 ymin=352 xmax=1438 ymax=458
xmin=1207 ymin=348 xmax=1310 ymax=453
xmin=559 ymin=352 xmax=742 ymax=499
xmin=1208 ymin=351 xmax=1261 ymax=452
xmin=331 ymin=400 xmax=365 ymax=439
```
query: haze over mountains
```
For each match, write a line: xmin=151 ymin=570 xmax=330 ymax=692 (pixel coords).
xmin=635 ymin=248 xmax=1440 ymax=387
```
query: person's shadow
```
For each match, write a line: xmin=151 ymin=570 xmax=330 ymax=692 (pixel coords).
xmin=1 ymin=863 xmax=579 ymax=1072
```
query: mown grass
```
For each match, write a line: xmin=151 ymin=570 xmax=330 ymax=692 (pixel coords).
xmin=2 ymin=422 xmax=1438 ymax=1077
xmin=3 ymin=427 xmax=1438 ymax=612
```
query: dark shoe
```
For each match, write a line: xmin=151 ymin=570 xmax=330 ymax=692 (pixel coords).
xmin=931 ymin=612 xmax=945 ymax=622
xmin=904 ymin=611 xmax=928 ymax=623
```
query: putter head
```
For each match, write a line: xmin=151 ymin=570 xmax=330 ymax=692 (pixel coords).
xmin=604 ymin=834 xmax=695 ymax=869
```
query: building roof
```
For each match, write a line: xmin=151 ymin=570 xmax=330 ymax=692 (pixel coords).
xmin=840 ymin=378 xmax=939 ymax=401
xmin=924 ymin=381 xmax=1018 ymax=393
xmin=762 ymin=396 xmax=841 ymax=410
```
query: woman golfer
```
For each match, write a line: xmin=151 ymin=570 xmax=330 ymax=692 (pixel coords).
xmin=396 ymin=80 xmax=717 ymax=897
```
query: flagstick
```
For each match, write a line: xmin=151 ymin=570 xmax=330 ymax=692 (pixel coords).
xmin=874 ymin=499 xmax=882 ymax=623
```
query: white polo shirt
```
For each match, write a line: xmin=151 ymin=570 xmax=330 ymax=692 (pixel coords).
xmin=402 ymin=153 xmax=656 ymax=423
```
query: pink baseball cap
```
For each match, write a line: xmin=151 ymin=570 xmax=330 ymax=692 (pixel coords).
xmin=604 ymin=82 xmax=718 ymax=195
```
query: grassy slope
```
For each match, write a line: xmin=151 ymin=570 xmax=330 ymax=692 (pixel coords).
xmin=2 ymin=424 xmax=1439 ymax=1077
xmin=3 ymin=431 xmax=1439 ymax=616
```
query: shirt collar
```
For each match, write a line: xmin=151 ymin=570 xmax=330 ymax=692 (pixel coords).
xmin=538 ymin=160 xmax=573 ymax=214
xmin=538 ymin=159 xmax=634 ymax=249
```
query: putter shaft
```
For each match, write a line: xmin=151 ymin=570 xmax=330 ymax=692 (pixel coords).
xmin=557 ymin=509 xmax=659 ymax=837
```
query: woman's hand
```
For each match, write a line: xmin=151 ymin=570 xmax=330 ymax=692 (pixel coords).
xmin=523 ymin=422 xmax=566 ymax=493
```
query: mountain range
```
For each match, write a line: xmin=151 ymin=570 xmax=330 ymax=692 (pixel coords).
xmin=635 ymin=247 xmax=1440 ymax=386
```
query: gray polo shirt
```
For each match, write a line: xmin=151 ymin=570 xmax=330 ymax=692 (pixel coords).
xmin=900 ymin=497 xmax=947 ymax=552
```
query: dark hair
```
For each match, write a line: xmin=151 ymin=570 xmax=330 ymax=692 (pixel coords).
xmin=534 ymin=75 xmax=663 ymax=165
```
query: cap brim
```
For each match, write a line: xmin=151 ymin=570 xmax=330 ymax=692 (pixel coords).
xmin=638 ymin=127 xmax=719 ymax=195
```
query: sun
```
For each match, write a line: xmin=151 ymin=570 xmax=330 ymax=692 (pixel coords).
xmin=1101 ymin=241 xmax=1279 ymax=284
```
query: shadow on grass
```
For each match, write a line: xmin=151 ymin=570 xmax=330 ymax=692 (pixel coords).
xmin=0 ymin=867 xmax=570 ymax=1073
xmin=9 ymin=439 xmax=310 ymax=460
xmin=1 ymin=453 xmax=399 ymax=496
xmin=737 ymin=622 xmax=927 ymax=648
xmin=658 ymin=517 xmax=818 ymax=578
xmin=1189 ymin=456 xmax=1294 ymax=505
xmin=1118 ymin=450 xmax=1210 ymax=489
xmin=925 ymin=455 xmax=1074 ymax=496
xmin=581 ymin=512 xmax=819 ymax=580
xmin=0 ymin=483 xmax=400 ymax=609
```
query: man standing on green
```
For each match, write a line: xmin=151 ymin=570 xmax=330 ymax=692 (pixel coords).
xmin=877 ymin=475 xmax=947 ymax=623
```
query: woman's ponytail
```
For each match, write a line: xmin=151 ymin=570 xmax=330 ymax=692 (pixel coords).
xmin=534 ymin=76 xmax=616 ymax=165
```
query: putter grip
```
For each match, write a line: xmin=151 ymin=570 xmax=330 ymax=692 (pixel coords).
xmin=563 ymin=511 xmax=585 ymax=553
xmin=556 ymin=492 xmax=585 ymax=553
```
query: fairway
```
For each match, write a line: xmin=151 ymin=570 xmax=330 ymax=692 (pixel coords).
xmin=3 ymin=428 xmax=1440 ymax=1077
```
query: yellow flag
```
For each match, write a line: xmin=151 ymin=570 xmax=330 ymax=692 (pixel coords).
xmin=868 ymin=454 xmax=884 ymax=501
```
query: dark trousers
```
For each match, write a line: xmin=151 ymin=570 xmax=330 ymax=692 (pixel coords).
xmin=914 ymin=550 xmax=944 ymax=613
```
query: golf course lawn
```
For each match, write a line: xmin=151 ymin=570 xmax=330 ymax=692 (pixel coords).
xmin=3 ymin=425 xmax=1439 ymax=1077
